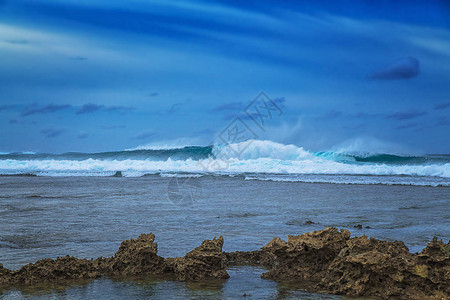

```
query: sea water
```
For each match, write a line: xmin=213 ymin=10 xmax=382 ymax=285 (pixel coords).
xmin=0 ymin=140 xmax=449 ymax=298
xmin=0 ymin=175 xmax=448 ymax=299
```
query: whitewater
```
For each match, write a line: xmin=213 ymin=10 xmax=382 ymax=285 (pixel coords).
xmin=0 ymin=140 xmax=449 ymax=186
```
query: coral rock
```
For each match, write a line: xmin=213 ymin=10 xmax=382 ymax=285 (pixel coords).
xmin=106 ymin=233 xmax=166 ymax=276
xmin=166 ymin=236 xmax=229 ymax=281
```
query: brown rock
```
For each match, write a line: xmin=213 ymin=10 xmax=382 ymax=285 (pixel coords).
xmin=0 ymin=263 xmax=14 ymax=285
xmin=105 ymin=233 xmax=166 ymax=276
xmin=261 ymin=227 xmax=351 ymax=280
xmin=224 ymin=251 xmax=261 ymax=266
xmin=166 ymin=236 xmax=229 ymax=281
xmin=256 ymin=228 xmax=449 ymax=299
xmin=1 ymin=256 xmax=100 ymax=286
xmin=1 ymin=230 xmax=448 ymax=300
xmin=319 ymin=235 xmax=450 ymax=299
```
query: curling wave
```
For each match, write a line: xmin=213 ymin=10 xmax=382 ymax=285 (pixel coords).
xmin=0 ymin=140 xmax=448 ymax=185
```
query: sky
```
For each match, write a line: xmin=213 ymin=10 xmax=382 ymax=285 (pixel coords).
xmin=0 ymin=0 xmax=449 ymax=154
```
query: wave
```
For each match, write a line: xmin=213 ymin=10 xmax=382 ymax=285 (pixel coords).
xmin=0 ymin=140 xmax=449 ymax=185
xmin=315 ymin=151 xmax=449 ymax=165
xmin=0 ymin=146 xmax=212 ymax=162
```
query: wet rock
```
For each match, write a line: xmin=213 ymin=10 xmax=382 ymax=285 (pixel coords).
xmin=416 ymin=238 xmax=450 ymax=296
xmin=257 ymin=228 xmax=449 ymax=299
xmin=320 ymin=235 xmax=414 ymax=298
xmin=318 ymin=235 xmax=450 ymax=299
xmin=354 ymin=224 xmax=363 ymax=230
xmin=166 ymin=236 xmax=229 ymax=281
xmin=0 ymin=263 xmax=14 ymax=285
xmin=261 ymin=228 xmax=351 ymax=280
xmin=105 ymin=233 xmax=166 ymax=276
xmin=224 ymin=251 xmax=261 ymax=266
xmin=1 ymin=256 xmax=100 ymax=286
xmin=1 ymin=230 xmax=448 ymax=299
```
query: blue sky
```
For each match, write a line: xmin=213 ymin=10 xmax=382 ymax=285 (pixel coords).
xmin=0 ymin=0 xmax=449 ymax=153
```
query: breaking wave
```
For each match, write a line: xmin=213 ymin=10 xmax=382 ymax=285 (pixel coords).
xmin=0 ymin=140 xmax=449 ymax=185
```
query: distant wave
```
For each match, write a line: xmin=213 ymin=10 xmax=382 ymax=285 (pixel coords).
xmin=0 ymin=140 xmax=449 ymax=185
xmin=0 ymin=146 xmax=212 ymax=161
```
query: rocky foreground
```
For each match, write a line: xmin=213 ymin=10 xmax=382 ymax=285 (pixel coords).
xmin=1 ymin=228 xmax=449 ymax=299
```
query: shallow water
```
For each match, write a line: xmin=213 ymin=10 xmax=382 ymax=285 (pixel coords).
xmin=0 ymin=175 xmax=449 ymax=298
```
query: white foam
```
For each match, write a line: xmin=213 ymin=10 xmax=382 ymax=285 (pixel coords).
xmin=0 ymin=140 xmax=448 ymax=186
xmin=213 ymin=140 xmax=314 ymax=160
xmin=0 ymin=157 xmax=448 ymax=178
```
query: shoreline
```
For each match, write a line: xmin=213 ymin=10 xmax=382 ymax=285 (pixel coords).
xmin=1 ymin=228 xmax=448 ymax=299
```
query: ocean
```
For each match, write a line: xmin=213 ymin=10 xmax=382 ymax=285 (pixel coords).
xmin=0 ymin=140 xmax=449 ymax=186
xmin=0 ymin=140 xmax=449 ymax=298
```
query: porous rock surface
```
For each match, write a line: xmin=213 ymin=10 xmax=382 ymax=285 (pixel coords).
xmin=0 ymin=234 xmax=228 ymax=286
xmin=166 ymin=236 xmax=229 ymax=280
xmin=1 ymin=228 xmax=449 ymax=299
xmin=0 ymin=256 xmax=101 ymax=286
xmin=227 ymin=227 xmax=449 ymax=299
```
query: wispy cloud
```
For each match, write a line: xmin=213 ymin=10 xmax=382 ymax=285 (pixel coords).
xmin=167 ymin=99 xmax=192 ymax=114
xmin=77 ymin=103 xmax=134 ymax=114
xmin=0 ymin=105 xmax=17 ymax=112
xmin=134 ymin=130 xmax=157 ymax=140
xmin=76 ymin=103 xmax=103 ymax=114
xmin=211 ymin=102 xmax=245 ymax=112
xmin=437 ymin=116 xmax=450 ymax=126
xmin=316 ymin=109 xmax=343 ymax=120
xmin=22 ymin=103 xmax=71 ymax=116
xmin=435 ymin=101 xmax=450 ymax=110
xmin=395 ymin=122 xmax=418 ymax=129
xmin=103 ymin=105 xmax=134 ymax=112
xmin=40 ymin=127 xmax=65 ymax=138
xmin=101 ymin=125 xmax=126 ymax=130
xmin=368 ymin=57 xmax=420 ymax=80
xmin=386 ymin=110 xmax=427 ymax=120
xmin=77 ymin=132 xmax=89 ymax=139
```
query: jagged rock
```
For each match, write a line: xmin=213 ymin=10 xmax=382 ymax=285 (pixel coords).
xmin=261 ymin=227 xmax=351 ymax=280
xmin=0 ymin=263 xmax=14 ymax=285
xmin=1 ymin=256 xmax=100 ymax=286
xmin=224 ymin=251 xmax=262 ymax=266
xmin=258 ymin=228 xmax=449 ymax=299
xmin=166 ymin=236 xmax=229 ymax=281
xmin=319 ymin=235 xmax=450 ymax=299
xmin=416 ymin=238 xmax=450 ymax=297
xmin=105 ymin=233 xmax=166 ymax=276
xmin=0 ymin=229 xmax=448 ymax=299
xmin=320 ymin=235 xmax=415 ymax=298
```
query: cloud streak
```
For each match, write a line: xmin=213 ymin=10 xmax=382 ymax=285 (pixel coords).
xmin=40 ymin=127 xmax=65 ymax=138
xmin=0 ymin=105 xmax=17 ymax=112
xmin=76 ymin=103 xmax=134 ymax=115
xmin=76 ymin=103 xmax=103 ymax=114
xmin=369 ymin=57 xmax=420 ymax=80
xmin=435 ymin=101 xmax=450 ymax=110
xmin=21 ymin=103 xmax=71 ymax=116
xmin=386 ymin=110 xmax=427 ymax=120
xmin=134 ymin=130 xmax=157 ymax=140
